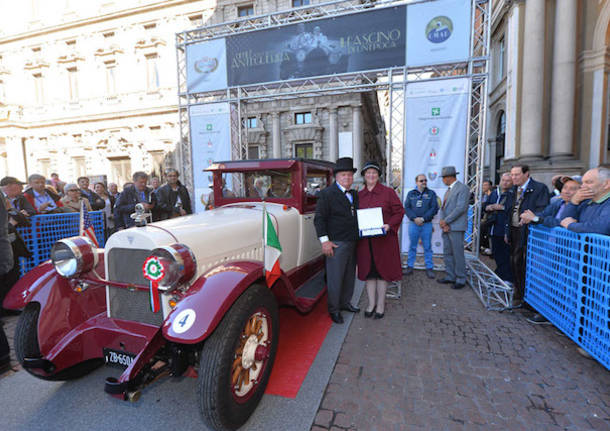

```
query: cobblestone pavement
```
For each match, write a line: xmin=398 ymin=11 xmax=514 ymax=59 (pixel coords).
xmin=312 ymin=270 xmax=610 ymax=431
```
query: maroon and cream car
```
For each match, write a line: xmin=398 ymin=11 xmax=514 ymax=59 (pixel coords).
xmin=4 ymin=159 xmax=334 ymax=431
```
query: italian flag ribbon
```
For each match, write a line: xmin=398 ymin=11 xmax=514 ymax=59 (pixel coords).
xmin=143 ymin=256 xmax=165 ymax=313
xmin=263 ymin=207 xmax=282 ymax=288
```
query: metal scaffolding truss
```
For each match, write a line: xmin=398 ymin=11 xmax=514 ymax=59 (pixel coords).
xmin=176 ymin=0 xmax=511 ymax=310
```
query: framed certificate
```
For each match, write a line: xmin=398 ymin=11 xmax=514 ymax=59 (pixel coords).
xmin=357 ymin=207 xmax=386 ymax=237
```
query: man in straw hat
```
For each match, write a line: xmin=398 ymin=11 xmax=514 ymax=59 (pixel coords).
xmin=314 ymin=157 xmax=361 ymax=324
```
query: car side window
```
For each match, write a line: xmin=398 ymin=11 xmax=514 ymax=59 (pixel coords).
xmin=304 ymin=171 xmax=328 ymax=209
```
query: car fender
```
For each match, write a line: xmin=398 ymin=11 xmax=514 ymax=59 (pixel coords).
xmin=3 ymin=260 xmax=107 ymax=356
xmin=162 ymin=260 xmax=272 ymax=344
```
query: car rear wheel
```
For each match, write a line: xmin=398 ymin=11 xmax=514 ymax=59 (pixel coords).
xmin=15 ymin=303 xmax=102 ymax=381
xmin=198 ymin=283 xmax=279 ymax=430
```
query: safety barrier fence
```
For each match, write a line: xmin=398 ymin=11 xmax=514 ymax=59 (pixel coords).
xmin=16 ymin=212 xmax=106 ymax=276
xmin=526 ymin=225 xmax=610 ymax=370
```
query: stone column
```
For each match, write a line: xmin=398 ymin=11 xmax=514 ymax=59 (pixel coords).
xmin=518 ymin=0 xmax=545 ymax=159
xmin=328 ymin=107 xmax=338 ymax=162
xmin=5 ymin=135 xmax=27 ymax=180
xmin=549 ymin=0 xmax=577 ymax=159
xmin=504 ymin=2 xmax=524 ymax=161
xmin=352 ymin=105 xmax=363 ymax=172
xmin=271 ymin=112 xmax=281 ymax=158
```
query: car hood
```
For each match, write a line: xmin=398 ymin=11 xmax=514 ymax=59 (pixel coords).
xmin=104 ymin=203 xmax=296 ymax=277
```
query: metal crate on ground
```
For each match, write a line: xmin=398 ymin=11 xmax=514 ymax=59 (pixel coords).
xmin=16 ymin=212 xmax=105 ymax=275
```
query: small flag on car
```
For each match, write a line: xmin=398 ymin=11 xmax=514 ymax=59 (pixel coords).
xmin=79 ymin=200 xmax=99 ymax=247
xmin=263 ymin=205 xmax=282 ymax=288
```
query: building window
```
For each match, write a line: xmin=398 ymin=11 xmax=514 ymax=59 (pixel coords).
xmin=145 ymin=54 xmax=160 ymax=91
xmin=246 ymin=117 xmax=257 ymax=128
xmin=72 ymin=156 xmax=86 ymax=178
xmin=295 ymin=112 xmax=312 ymax=125
xmin=248 ymin=145 xmax=260 ymax=159
xmin=108 ymin=157 xmax=132 ymax=187
xmin=497 ymin=36 xmax=506 ymax=82
xmin=67 ymin=67 xmax=78 ymax=102
xmin=238 ymin=4 xmax=254 ymax=17
xmin=104 ymin=60 xmax=117 ymax=96
xmin=189 ymin=14 xmax=203 ymax=27
xmin=294 ymin=143 xmax=313 ymax=158
xmin=32 ymin=73 xmax=44 ymax=104
xmin=292 ymin=0 xmax=310 ymax=6
xmin=38 ymin=159 xmax=51 ymax=177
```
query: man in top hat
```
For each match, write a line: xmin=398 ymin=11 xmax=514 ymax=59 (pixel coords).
xmin=437 ymin=166 xmax=470 ymax=289
xmin=314 ymin=157 xmax=360 ymax=324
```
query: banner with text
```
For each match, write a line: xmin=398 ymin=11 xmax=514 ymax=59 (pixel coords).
xmin=401 ymin=78 xmax=470 ymax=255
xmin=406 ymin=0 xmax=472 ymax=67
xmin=189 ymin=103 xmax=232 ymax=213
xmin=226 ymin=6 xmax=406 ymax=86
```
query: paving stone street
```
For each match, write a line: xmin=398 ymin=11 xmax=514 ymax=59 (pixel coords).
xmin=312 ymin=269 xmax=610 ymax=431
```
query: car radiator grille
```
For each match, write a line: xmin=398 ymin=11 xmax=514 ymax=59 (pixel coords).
xmin=107 ymin=248 xmax=164 ymax=327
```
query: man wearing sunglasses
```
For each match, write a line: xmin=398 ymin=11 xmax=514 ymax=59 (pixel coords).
xmin=404 ymin=174 xmax=439 ymax=279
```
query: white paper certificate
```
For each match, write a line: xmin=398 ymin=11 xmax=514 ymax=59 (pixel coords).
xmin=357 ymin=207 xmax=385 ymax=237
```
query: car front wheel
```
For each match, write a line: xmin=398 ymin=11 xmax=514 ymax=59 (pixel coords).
xmin=198 ymin=283 xmax=279 ymax=430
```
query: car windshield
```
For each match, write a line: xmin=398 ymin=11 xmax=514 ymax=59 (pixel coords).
xmin=221 ymin=170 xmax=292 ymax=199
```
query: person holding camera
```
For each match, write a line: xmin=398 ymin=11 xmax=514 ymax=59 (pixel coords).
xmin=155 ymin=169 xmax=192 ymax=220
xmin=483 ymin=173 xmax=514 ymax=283
xmin=115 ymin=172 xmax=157 ymax=228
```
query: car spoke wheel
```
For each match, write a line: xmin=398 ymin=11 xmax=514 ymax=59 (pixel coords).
xmin=198 ymin=284 xmax=278 ymax=431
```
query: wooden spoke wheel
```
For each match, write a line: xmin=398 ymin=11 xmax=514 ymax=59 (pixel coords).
xmin=198 ymin=284 xmax=279 ymax=431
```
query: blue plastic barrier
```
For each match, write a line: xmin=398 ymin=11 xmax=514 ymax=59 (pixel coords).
xmin=16 ymin=212 xmax=106 ymax=276
xmin=526 ymin=225 xmax=609 ymax=370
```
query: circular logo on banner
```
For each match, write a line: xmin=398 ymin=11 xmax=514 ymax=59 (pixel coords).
xmin=194 ymin=57 xmax=218 ymax=74
xmin=143 ymin=256 xmax=165 ymax=282
xmin=425 ymin=16 xmax=453 ymax=44
xmin=172 ymin=309 xmax=196 ymax=334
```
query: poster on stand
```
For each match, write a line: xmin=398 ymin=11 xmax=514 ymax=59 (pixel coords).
xmin=189 ymin=102 xmax=232 ymax=212
xmin=406 ymin=0 xmax=472 ymax=67
xmin=401 ymin=78 xmax=470 ymax=255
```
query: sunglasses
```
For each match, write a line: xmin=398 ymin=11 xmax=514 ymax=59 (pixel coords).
xmin=418 ymin=179 xmax=427 ymax=183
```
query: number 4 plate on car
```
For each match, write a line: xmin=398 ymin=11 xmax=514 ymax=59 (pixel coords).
xmin=103 ymin=348 xmax=136 ymax=368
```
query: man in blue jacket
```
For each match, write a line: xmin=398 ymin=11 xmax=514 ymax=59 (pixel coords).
xmin=404 ymin=174 xmax=439 ymax=278
xmin=520 ymin=177 xmax=581 ymax=228
xmin=560 ymin=166 xmax=610 ymax=235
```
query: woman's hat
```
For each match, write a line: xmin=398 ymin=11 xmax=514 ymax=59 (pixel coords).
xmin=333 ymin=157 xmax=357 ymax=174
xmin=361 ymin=161 xmax=381 ymax=176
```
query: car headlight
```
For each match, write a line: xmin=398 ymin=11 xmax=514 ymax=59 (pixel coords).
xmin=50 ymin=236 xmax=99 ymax=278
xmin=148 ymin=244 xmax=196 ymax=291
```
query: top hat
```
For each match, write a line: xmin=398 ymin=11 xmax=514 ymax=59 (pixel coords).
xmin=440 ymin=166 xmax=459 ymax=177
xmin=334 ymin=157 xmax=357 ymax=174
xmin=361 ymin=161 xmax=381 ymax=176
xmin=0 ymin=176 xmax=25 ymax=187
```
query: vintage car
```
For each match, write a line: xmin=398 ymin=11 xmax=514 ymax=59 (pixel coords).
xmin=4 ymin=158 xmax=334 ymax=431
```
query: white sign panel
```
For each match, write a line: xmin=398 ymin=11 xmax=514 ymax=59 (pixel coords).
xmin=186 ymin=38 xmax=228 ymax=93
xmin=401 ymin=78 xmax=470 ymax=254
xmin=338 ymin=132 xmax=353 ymax=158
xmin=189 ymin=103 xmax=231 ymax=213
xmin=406 ymin=0 xmax=472 ymax=67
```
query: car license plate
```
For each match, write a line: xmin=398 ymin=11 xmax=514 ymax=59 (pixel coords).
xmin=103 ymin=348 xmax=136 ymax=368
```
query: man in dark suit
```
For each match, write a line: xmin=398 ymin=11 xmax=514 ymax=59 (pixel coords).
xmin=115 ymin=172 xmax=157 ymax=228
xmin=507 ymin=164 xmax=549 ymax=307
xmin=314 ymin=157 xmax=360 ymax=324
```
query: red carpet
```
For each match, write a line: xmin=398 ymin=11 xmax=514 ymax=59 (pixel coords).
xmin=265 ymin=294 xmax=332 ymax=398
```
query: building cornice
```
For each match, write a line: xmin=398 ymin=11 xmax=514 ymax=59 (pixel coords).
xmin=0 ymin=0 xmax=201 ymax=45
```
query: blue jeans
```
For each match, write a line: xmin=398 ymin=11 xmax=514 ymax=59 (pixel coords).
xmin=407 ymin=222 xmax=433 ymax=269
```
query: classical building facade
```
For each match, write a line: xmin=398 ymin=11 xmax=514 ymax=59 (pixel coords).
xmin=0 ymin=0 xmax=385 ymax=188
xmin=486 ymin=0 xmax=610 ymax=185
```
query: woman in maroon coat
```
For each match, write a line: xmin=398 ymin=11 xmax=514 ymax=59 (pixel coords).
xmin=357 ymin=162 xmax=405 ymax=319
